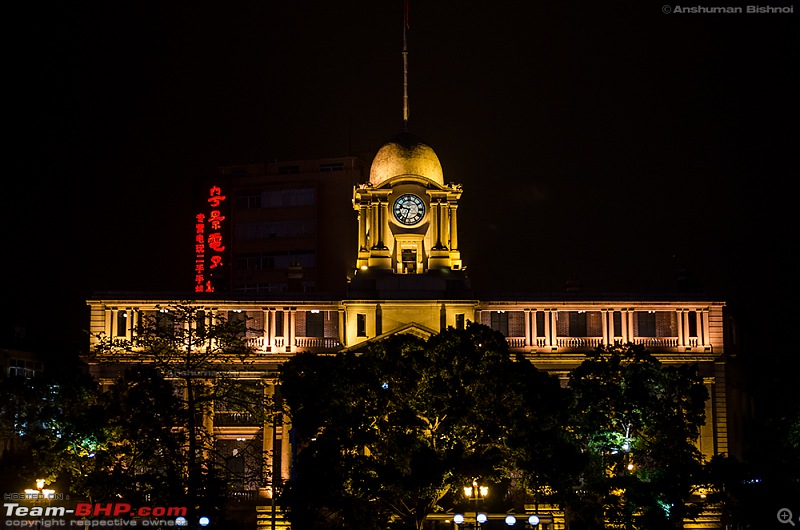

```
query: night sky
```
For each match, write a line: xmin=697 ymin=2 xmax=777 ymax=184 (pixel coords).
xmin=6 ymin=1 xmax=798 ymax=352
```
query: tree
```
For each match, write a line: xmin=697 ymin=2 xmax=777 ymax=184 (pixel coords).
xmin=0 ymin=353 xmax=105 ymax=497
xmin=91 ymin=365 xmax=188 ymax=504
xmin=279 ymin=323 xmax=573 ymax=530
xmin=90 ymin=302 xmax=272 ymax=523
xmin=566 ymin=343 xmax=708 ymax=529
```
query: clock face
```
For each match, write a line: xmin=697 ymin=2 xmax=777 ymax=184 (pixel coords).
xmin=393 ymin=194 xmax=425 ymax=225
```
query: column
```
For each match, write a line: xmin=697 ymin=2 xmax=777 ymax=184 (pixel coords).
xmin=701 ymin=310 xmax=710 ymax=347
xmin=601 ymin=309 xmax=609 ymax=346
xmin=262 ymin=310 xmax=270 ymax=352
xmin=524 ymin=309 xmax=531 ymax=348
xmin=380 ymin=200 xmax=389 ymax=249
xmin=621 ymin=309 xmax=629 ymax=343
xmin=370 ymin=201 xmax=379 ymax=249
xmin=681 ymin=309 xmax=689 ymax=347
xmin=338 ymin=308 xmax=346 ymax=347
xmin=262 ymin=384 xmax=276 ymax=499
xmin=627 ymin=310 xmax=635 ymax=343
xmin=358 ymin=204 xmax=367 ymax=251
xmin=283 ymin=308 xmax=291 ymax=353
xmin=280 ymin=412 xmax=292 ymax=483
xmin=449 ymin=203 xmax=459 ymax=250
xmin=288 ymin=308 xmax=296 ymax=353
xmin=202 ymin=380 xmax=214 ymax=461
xmin=268 ymin=309 xmax=276 ymax=352
xmin=439 ymin=201 xmax=449 ymax=249
xmin=431 ymin=199 xmax=441 ymax=248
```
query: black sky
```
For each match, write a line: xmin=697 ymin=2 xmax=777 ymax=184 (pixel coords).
xmin=6 ymin=1 xmax=798 ymax=351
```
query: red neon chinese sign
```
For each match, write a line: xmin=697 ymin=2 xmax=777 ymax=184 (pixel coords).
xmin=194 ymin=185 xmax=227 ymax=292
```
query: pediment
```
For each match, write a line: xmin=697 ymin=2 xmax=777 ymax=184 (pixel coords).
xmin=340 ymin=321 xmax=438 ymax=353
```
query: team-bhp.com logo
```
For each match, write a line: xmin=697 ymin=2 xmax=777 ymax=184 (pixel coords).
xmin=4 ymin=503 xmax=187 ymax=518
xmin=74 ymin=504 xmax=187 ymax=518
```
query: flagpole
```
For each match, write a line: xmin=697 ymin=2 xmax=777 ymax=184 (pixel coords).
xmin=402 ymin=0 xmax=409 ymax=130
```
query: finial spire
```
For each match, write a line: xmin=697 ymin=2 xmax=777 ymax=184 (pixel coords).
xmin=402 ymin=0 xmax=409 ymax=130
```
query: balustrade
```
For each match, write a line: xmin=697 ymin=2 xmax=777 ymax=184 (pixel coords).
xmin=294 ymin=337 xmax=342 ymax=349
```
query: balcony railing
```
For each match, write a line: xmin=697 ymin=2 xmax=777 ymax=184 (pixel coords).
xmin=215 ymin=412 xmax=258 ymax=426
xmin=634 ymin=337 xmax=679 ymax=348
xmin=509 ymin=336 xmax=694 ymax=351
xmin=295 ymin=337 xmax=342 ymax=349
xmin=557 ymin=337 xmax=605 ymax=349
xmin=227 ymin=490 xmax=258 ymax=503
xmin=245 ymin=336 xmax=342 ymax=353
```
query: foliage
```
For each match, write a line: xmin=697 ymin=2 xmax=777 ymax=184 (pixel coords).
xmin=566 ymin=343 xmax=708 ymax=529
xmin=0 ymin=357 xmax=103 ymax=494
xmin=89 ymin=302 xmax=272 ymax=520
xmin=279 ymin=323 xmax=573 ymax=530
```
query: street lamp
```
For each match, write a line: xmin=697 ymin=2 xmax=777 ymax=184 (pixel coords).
xmin=24 ymin=479 xmax=55 ymax=500
xmin=22 ymin=480 xmax=55 ymax=530
xmin=455 ymin=480 xmax=488 ymax=528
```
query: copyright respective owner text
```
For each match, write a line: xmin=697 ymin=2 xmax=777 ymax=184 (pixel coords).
xmin=662 ymin=4 xmax=794 ymax=14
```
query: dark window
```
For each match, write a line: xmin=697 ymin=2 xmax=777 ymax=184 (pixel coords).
xmin=319 ymin=162 xmax=344 ymax=172
xmin=235 ymin=192 xmax=262 ymax=209
xmin=237 ymin=220 xmax=315 ymax=240
xmin=275 ymin=311 xmax=285 ymax=337
xmin=637 ymin=311 xmax=657 ymax=337
xmin=228 ymin=310 xmax=246 ymax=337
xmin=116 ymin=311 xmax=128 ymax=337
xmin=688 ymin=311 xmax=698 ymax=337
xmin=613 ymin=311 xmax=622 ymax=337
xmin=357 ymin=314 xmax=367 ymax=337
xmin=455 ymin=314 xmax=465 ymax=330
xmin=307 ymin=311 xmax=324 ymax=337
xmin=490 ymin=311 xmax=509 ymax=336
xmin=156 ymin=310 xmax=175 ymax=338
xmin=535 ymin=311 xmax=546 ymax=337
xmin=196 ymin=310 xmax=206 ymax=338
xmin=278 ymin=165 xmax=300 ymax=174
xmin=569 ymin=311 xmax=588 ymax=336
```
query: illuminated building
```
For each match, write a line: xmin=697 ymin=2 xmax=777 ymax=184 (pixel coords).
xmin=193 ymin=156 xmax=368 ymax=295
xmin=86 ymin=130 xmax=743 ymax=529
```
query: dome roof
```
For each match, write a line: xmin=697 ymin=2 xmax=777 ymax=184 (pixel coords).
xmin=369 ymin=131 xmax=444 ymax=187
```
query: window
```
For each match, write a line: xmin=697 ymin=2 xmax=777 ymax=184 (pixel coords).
xmin=306 ymin=311 xmax=324 ymax=337
xmin=156 ymin=310 xmax=175 ymax=338
xmin=687 ymin=311 xmax=698 ymax=337
xmin=278 ymin=165 xmax=300 ymax=174
xmin=235 ymin=192 xmax=262 ymax=209
xmin=116 ymin=311 xmax=128 ymax=337
xmin=196 ymin=310 xmax=206 ymax=338
xmin=535 ymin=311 xmax=546 ymax=337
xmin=9 ymin=359 xmax=40 ymax=378
xmin=613 ymin=311 xmax=622 ymax=337
xmin=569 ymin=311 xmax=588 ymax=337
xmin=637 ymin=311 xmax=657 ymax=337
xmin=264 ymin=187 xmax=315 ymax=208
xmin=237 ymin=220 xmax=315 ymax=240
xmin=490 ymin=311 xmax=508 ymax=336
xmin=275 ymin=311 xmax=285 ymax=337
xmin=319 ymin=162 xmax=344 ymax=172
xmin=235 ymin=251 xmax=316 ymax=272
xmin=356 ymin=314 xmax=367 ymax=337
xmin=228 ymin=310 xmax=246 ymax=337
xmin=455 ymin=313 xmax=465 ymax=330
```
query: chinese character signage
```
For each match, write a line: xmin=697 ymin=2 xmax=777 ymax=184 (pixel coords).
xmin=194 ymin=185 xmax=227 ymax=292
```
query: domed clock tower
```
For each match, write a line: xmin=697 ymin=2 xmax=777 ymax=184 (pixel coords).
xmin=349 ymin=131 xmax=470 ymax=297
xmin=354 ymin=131 xmax=463 ymax=273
